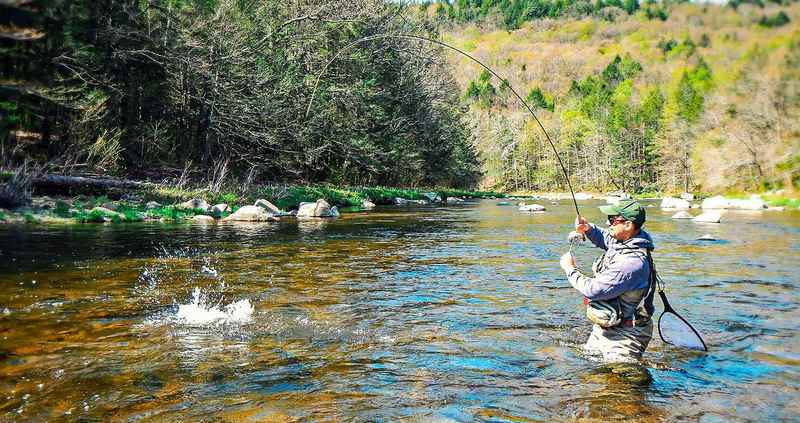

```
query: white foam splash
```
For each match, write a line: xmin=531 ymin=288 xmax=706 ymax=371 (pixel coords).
xmin=175 ymin=287 xmax=253 ymax=326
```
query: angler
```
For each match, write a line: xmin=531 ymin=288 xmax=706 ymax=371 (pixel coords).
xmin=560 ymin=200 xmax=656 ymax=362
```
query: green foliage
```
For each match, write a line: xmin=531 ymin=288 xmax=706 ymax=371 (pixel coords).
xmin=465 ymin=70 xmax=498 ymax=107
xmin=525 ymin=87 xmax=555 ymax=112
xmin=432 ymin=0 xmax=642 ymax=29
xmin=0 ymin=210 xmax=6 ymax=221
xmin=759 ymin=11 xmax=791 ymax=28
xmin=674 ymin=59 xmax=713 ymax=123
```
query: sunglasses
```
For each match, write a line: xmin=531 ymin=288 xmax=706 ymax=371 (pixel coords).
xmin=607 ymin=215 xmax=628 ymax=225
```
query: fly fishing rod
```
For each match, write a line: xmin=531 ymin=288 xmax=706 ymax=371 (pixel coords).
xmin=304 ymin=32 xmax=581 ymax=218
xmin=307 ymin=32 xmax=707 ymax=352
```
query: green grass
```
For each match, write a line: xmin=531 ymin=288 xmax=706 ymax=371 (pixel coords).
xmin=0 ymin=210 xmax=6 ymax=221
xmin=765 ymin=196 xmax=800 ymax=209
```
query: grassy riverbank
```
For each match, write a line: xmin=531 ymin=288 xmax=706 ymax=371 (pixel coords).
xmin=0 ymin=184 xmax=504 ymax=224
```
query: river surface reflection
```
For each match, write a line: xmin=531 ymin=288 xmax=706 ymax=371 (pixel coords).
xmin=1 ymin=199 xmax=798 ymax=421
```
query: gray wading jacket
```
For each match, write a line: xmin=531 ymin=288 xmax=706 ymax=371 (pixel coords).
xmin=565 ymin=224 xmax=655 ymax=322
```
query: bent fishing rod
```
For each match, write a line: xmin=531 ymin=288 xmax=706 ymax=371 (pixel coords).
xmin=304 ymin=32 xmax=581 ymax=218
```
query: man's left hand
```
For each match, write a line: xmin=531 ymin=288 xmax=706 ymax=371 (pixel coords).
xmin=560 ymin=252 xmax=576 ymax=272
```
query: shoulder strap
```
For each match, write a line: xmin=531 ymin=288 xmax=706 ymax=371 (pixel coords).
xmin=642 ymin=250 xmax=657 ymax=317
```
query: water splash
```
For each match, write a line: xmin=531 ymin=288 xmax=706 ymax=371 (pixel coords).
xmin=174 ymin=287 xmax=253 ymax=326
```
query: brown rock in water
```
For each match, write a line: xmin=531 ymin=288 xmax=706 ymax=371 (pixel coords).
xmin=192 ymin=215 xmax=216 ymax=224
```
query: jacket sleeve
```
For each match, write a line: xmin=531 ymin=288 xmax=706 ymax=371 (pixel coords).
xmin=566 ymin=256 xmax=641 ymax=301
xmin=585 ymin=223 xmax=610 ymax=251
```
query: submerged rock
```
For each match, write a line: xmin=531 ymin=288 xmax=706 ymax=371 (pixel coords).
xmin=671 ymin=211 xmax=694 ymax=219
xmin=693 ymin=212 xmax=722 ymax=223
xmin=519 ymin=203 xmax=546 ymax=212
xmin=222 ymin=205 xmax=278 ymax=222
xmin=192 ymin=215 xmax=215 ymax=224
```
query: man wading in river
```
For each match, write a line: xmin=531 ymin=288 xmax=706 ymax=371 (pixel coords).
xmin=559 ymin=200 xmax=656 ymax=362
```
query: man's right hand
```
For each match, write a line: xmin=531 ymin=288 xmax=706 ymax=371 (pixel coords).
xmin=575 ymin=215 xmax=590 ymax=234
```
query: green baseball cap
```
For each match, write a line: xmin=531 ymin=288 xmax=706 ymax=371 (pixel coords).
xmin=598 ymin=199 xmax=646 ymax=226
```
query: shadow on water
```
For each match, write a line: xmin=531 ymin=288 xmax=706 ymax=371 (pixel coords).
xmin=1 ymin=200 xmax=799 ymax=421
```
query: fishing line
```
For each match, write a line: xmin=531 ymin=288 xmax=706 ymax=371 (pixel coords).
xmin=304 ymin=32 xmax=581 ymax=217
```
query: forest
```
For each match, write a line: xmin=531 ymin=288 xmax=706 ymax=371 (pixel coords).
xmin=1 ymin=0 xmax=482 ymax=201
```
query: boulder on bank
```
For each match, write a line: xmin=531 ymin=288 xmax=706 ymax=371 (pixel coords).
xmin=192 ymin=215 xmax=216 ymax=224
xmin=209 ymin=203 xmax=229 ymax=218
xmin=519 ymin=203 xmax=546 ymax=212
xmin=254 ymin=199 xmax=281 ymax=214
xmin=361 ymin=199 xmax=376 ymax=209
xmin=661 ymin=197 xmax=691 ymax=209
xmin=146 ymin=201 xmax=162 ymax=210
xmin=177 ymin=198 xmax=210 ymax=210
xmin=574 ymin=192 xmax=593 ymax=200
xmin=422 ymin=192 xmax=442 ymax=203
xmin=693 ymin=212 xmax=722 ymax=223
xmin=681 ymin=192 xmax=695 ymax=201
xmin=223 ymin=205 xmax=278 ymax=222
xmin=393 ymin=197 xmax=408 ymax=205
xmin=446 ymin=197 xmax=464 ymax=203
xmin=702 ymin=195 xmax=766 ymax=210
xmin=297 ymin=199 xmax=338 ymax=218
xmin=671 ymin=211 xmax=694 ymax=219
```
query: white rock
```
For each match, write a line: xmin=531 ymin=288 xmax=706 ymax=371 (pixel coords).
xmin=361 ymin=199 xmax=376 ymax=209
xmin=519 ymin=204 xmax=546 ymax=212
xmin=680 ymin=192 xmax=695 ymax=201
xmin=661 ymin=197 xmax=691 ymax=209
xmin=574 ymin=192 xmax=593 ymax=200
xmin=297 ymin=199 xmax=337 ymax=218
xmin=702 ymin=195 xmax=766 ymax=210
xmin=192 ymin=215 xmax=216 ymax=224
xmin=145 ymin=201 xmax=162 ymax=210
xmin=697 ymin=234 xmax=716 ymax=241
xmin=254 ymin=199 xmax=280 ymax=214
xmin=222 ymin=205 xmax=278 ymax=222
xmin=446 ymin=197 xmax=464 ymax=203
xmin=393 ymin=197 xmax=409 ymax=205
xmin=767 ymin=206 xmax=785 ymax=211
xmin=693 ymin=212 xmax=722 ymax=223
xmin=671 ymin=211 xmax=694 ymax=219
xmin=177 ymin=198 xmax=210 ymax=210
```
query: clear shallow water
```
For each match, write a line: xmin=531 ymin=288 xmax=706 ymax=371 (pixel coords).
xmin=0 ymin=199 xmax=798 ymax=421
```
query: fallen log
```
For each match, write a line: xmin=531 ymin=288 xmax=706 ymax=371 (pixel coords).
xmin=30 ymin=174 xmax=154 ymax=191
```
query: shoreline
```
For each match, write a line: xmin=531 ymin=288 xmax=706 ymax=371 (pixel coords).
xmin=1 ymin=184 xmax=797 ymax=225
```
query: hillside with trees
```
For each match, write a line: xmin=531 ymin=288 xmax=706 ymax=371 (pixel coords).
xmin=425 ymin=0 xmax=800 ymax=194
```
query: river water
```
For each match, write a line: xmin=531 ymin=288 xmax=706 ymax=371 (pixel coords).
xmin=1 ymin=199 xmax=798 ymax=422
